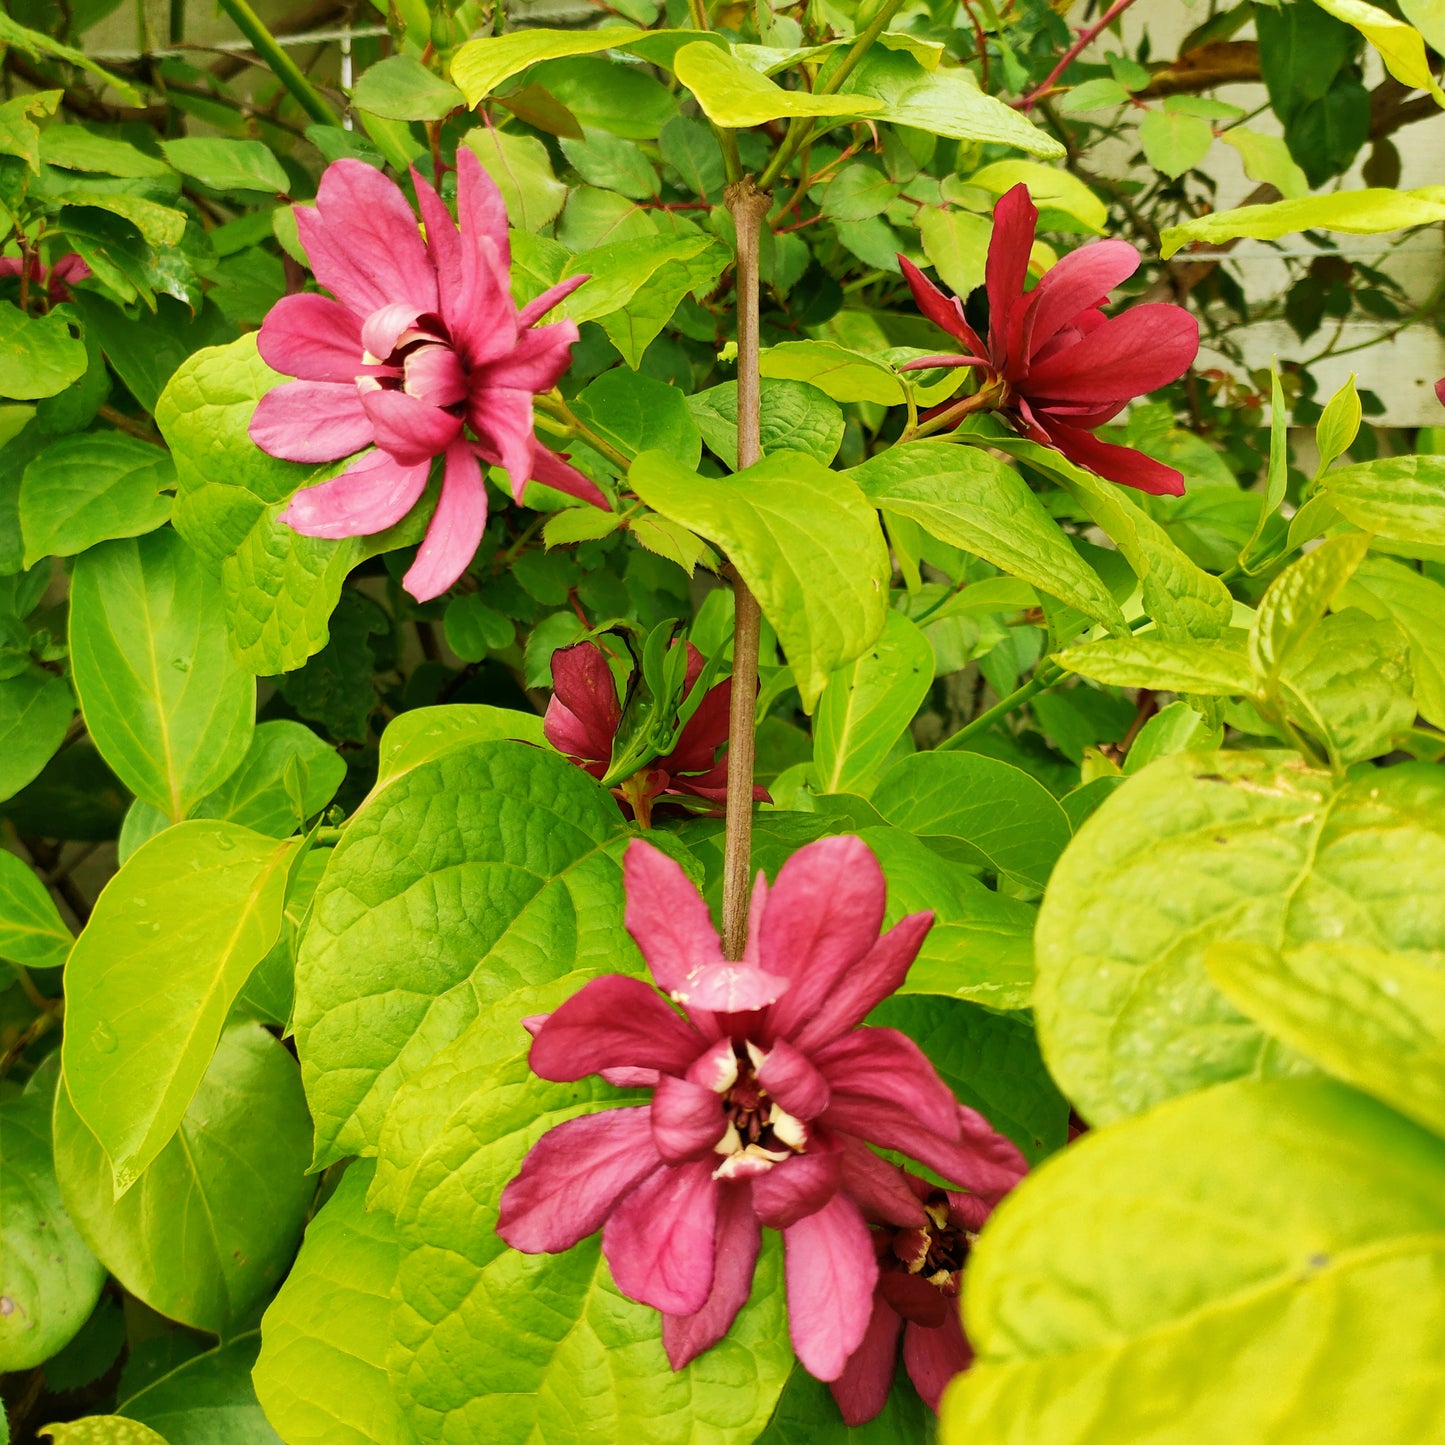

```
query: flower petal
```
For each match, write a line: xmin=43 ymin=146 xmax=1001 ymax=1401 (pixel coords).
xmin=792 ymin=911 xmax=934 ymax=1053
xmin=300 ymin=159 xmax=438 ymax=317
xmin=517 ymin=273 xmax=590 ymax=330
xmin=783 ymin=1193 xmax=879 ymax=1381
xmin=250 ymin=380 xmax=374 ymax=463
xmin=1021 ymin=237 xmax=1139 ymax=363
xmin=283 ymin=449 xmax=430 ymax=540
xmin=447 ymin=148 xmax=517 ymax=367
xmin=757 ymin=1039 xmax=830 ymax=1121
xmin=1039 ymin=418 xmax=1187 ymax=497
xmin=651 ymin=1074 xmax=725 ymax=1162
xmin=671 ymin=960 xmax=790 ymax=1014
xmin=951 ymin=1104 xmax=1030 ymax=1204
xmin=751 ymin=1142 xmax=841 ymax=1229
xmin=401 ymin=439 xmax=486 ymax=601
xmin=814 ymin=1026 xmax=959 ymax=1139
xmin=359 ymin=388 xmax=462 ymax=466
xmin=258 ymin=293 xmax=363 ymax=383
xmin=662 ymin=1182 xmax=761 ymax=1369
xmin=544 ymin=642 xmax=620 ymax=770
xmin=898 ymin=254 xmax=986 ymax=356
xmin=603 ymin=1158 xmax=719 ymax=1315
xmin=837 ymin=1136 xmax=928 ymax=1227
xmin=526 ymin=440 xmax=609 ymax=509
xmin=830 ymin=1297 xmax=905 ymax=1427
xmin=404 ymin=344 xmax=468 ymax=409
xmin=759 ymin=836 xmax=887 ymax=1044
xmin=623 ymin=839 xmax=727 ymax=999
xmin=496 ymin=1106 xmax=660 ymax=1253
xmin=1023 ymin=303 xmax=1199 ymax=403
xmin=466 ymin=385 xmax=535 ymax=498
xmin=476 ymin=318 xmax=580 ymax=394
xmin=902 ymin=1310 xmax=973 ymax=1413
xmin=985 ymin=183 xmax=1038 ymax=373
xmin=360 ymin=302 xmax=430 ymax=362
xmin=528 ymin=973 xmax=703 ymax=1082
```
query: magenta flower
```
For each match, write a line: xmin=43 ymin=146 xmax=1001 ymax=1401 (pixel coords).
xmin=830 ymin=1166 xmax=1024 ymax=1424
xmin=0 ymin=252 xmax=91 ymax=304
xmin=496 ymin=836 xmax=1027 ymax=1382
xmin=249 ymin=150 xmax=607 ymax=602
xmin=545 ymin=640 xmax=768 ymax=826
xmin=899 ymin=183 xmax=1200 ymax=496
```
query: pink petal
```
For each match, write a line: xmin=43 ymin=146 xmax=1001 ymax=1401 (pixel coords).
xmin=898 ymin=353 xmax=987 ymax=371
xmin=447 ymin=149 xmax=517 ymax=367
xmin=1039 ymin=418 xmax=1187 ymax=497
xmin=496 ymin=1107 xmax=660 ymax=1253
xmin=412 ymin=167 xmax=467 ymax=340
xmin=671 ymin=961 xmax=790 ymax=1014
xmin=299 ymin=159 xmax=438 ymax=316
xmin=623 ymin=839 xmax=727 ymax=999
xmin=466 ymin=385 xmax=535 ymax=499
xmin=527 ymin=440 xmax=609 ymax=509
xmin=544 ymin=642 xmax=620 ymax=768
xmin=951 ymin=1104 xmax=1030 ymax=1204
xmin=759 ymin=836 xmax=887 ymax=1045
xmin=985 ymin=184 xmax=1038 ymax=373
xmin=1020 ymin=238 xmax=1139 ymax=364
xmin=359 ymin=388 xmax=462 ymax=466
xmin=603 ymin=1066 xmax=662 ymax=1089
xmin=283 ymin=449 xmax=431 ymax=540
xmin=456 ymin=144 xmax=511 ymax=275
xmin=662 ymin=1182 xmax=761 ymax=1369
xmin=813 ymin=1027 xmax=959 ymax=1139
xmin=837 ymin=1137 xmax=928 ymax=1227
xmin=360 ymin=302 xmax=430 ymax=361
xmin=757 ymin=1039 xmax=830 ymax=1121
xmin=257 ymin=293 xmax=364 ymax=383
xmin=1023 ymin=303 xmax=1199 ymax=403
xmin=651 ymin=1075 xmax=726 ymax=1162
xmin=897 ymin=254 xmax=986 ymax=356
xmin=782 ymin=1193 xmax=879 ymax=1381
xmin=751 ymin=1143 xmax=841 ymax=1229
xmin=402 ymin=439 xmax=486 ymax=602
xmin=902 ymin=1311 xmax=973 ymax=1413
xmin=603 ymin=1158 xmax=719 ymax=1315
xmin=792 ymin=912 xmax=934 ymax=1053
xmin=528 ymin=974 xmax=703 ymax=1082
xmin=1436 ymin=377 xmax=1445 ymax=408
xmin=476 ymin=319 xmax=580 ymax=395
xmin=830 ymin=1297 xmax=905 ymax=1427
xmin=740 ymin=872 xmax=770 ymax=970
xmin=404 ymin=343 xmax=468 ymax=409
xmin=249 ymin=380 xmax=373 ymax=463
xmin=851 ymin=1115 xmax=1018 ymax=1200
xmin=517 ymin=273 xmax=590 ymax=330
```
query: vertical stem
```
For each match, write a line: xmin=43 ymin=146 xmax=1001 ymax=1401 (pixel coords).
xmin=720 ymin=176 xmax=771 ymax=961
xmin=215 ymin=0 xmax=340 ymax=127
xmin=1016 ymin=0 xmax=1141 ymax=110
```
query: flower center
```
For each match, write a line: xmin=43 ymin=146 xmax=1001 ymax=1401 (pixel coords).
xmin=710 ymin=1040 xmax=806 ymax=1181
xmin=893 ymin=1195 xmax=975 ymax=1293
xmin=357 ymin=312 xmax=469 ymax=413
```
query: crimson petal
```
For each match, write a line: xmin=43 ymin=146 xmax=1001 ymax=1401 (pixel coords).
xmin=528 ymin=974 xmax=703 ymax=1082
xmin=257 ymin=293 xmax=363 ymax=383
xmin=751 ymin=1143 xmax=841 ymax=1229
xmin=902 ymin=1310 xmax=973 ymax=1413
xmin=1021 ymin=237 xmax=1139 ymax=362
xmin=545 ymin=642 xmax=620 ymax=770
xmin=651 ymin=1075 xmax=726 ymax=1163
xmin=897 ymin=254 xmax=986 ymax=356
xmin=782 ymin=1193 xmax=879 ymax=1381
xmin=623 ymin=839 xmax=727 ymax=999
xmin=757 ymin=1039 xmax=830 ymax=1121
xmin=662 ymin=1183 xmax=761 ymax=1370
xmin=1040 ymin=419 xmax=1187 ymax=497
xmin=812 ymin=1027 xmax=958 ymax=1138
xmin=359 ymin=388 xmax=462 ymax=466
xmin=250 ymin=380 xmax=373 ymax=463
xmin=985 ymin=184 xmax=1038 ymax=374
xmin=830 ymin=1297 xmax=905 ymax=1427
xmin=603 ymin=1158 xmax=719 ymax=1315
xmin=402 ymin=440 xmax=486 ymax=602
xmin=1023 ymin=302 xmax=1199 ymax=403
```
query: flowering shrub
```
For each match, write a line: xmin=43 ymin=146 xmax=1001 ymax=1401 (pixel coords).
xmin=5 ymin=1 xmax=1445 ymax=1443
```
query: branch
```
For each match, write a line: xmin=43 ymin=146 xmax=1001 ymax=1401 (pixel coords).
xmin=1017 ymin=0 xmax=1143 ymax=111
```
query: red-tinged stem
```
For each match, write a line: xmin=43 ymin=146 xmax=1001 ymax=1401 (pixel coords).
xmin=1016 ymin=0 xmax=1141 ymax=111
xmin=720 ymin=176 xmax=771 ymax=961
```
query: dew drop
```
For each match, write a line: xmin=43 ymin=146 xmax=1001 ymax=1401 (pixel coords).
xmin=214 ymin=833 xmax=236 ymax=852
xmin=90 ymin=1021 xmax=118 ymax=1054
xmin=171 ymin=657 xmax=191 ymax=673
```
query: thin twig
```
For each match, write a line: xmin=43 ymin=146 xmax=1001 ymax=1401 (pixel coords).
xmin=1017 ymin=0 xmax=1142 ymax=111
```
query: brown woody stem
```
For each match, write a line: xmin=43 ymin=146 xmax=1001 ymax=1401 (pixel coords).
xmin=720 ymin=176 xmax=771 ymax=961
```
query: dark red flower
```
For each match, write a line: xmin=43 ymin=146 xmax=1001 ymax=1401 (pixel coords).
xmin=544 ymin=639 xmax=767 ymax=825
xmin=899 ymin=183 xmax=1200 ymax=496
xmin=0 ymin=252 xmax=91 ymax=304
xmin=830 ymin=1166 xmax=1025 ymax=1423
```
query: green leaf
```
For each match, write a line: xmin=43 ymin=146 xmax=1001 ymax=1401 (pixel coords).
xmin=942 ymin=1077 xmax=1445 ymax=1445
xmin=630 ymin=514 xmax=710 ymax=575
xmin=849 ymin=442 xmax=1126 ymax=630
xmin=1057 ymin=77 xmax=1131 ymax=112
xmin=1315 ymin=374 xmax=1362 ymax=473
xmin=814 ymin=611 xmax=934 ymax=794
xmin=1402 ymin=0 xmax=1445 ymax=50
xmin=158 ymin=138 xmax=289 ymax=194
xmin=1312 ymin=0 xmax=1445 ymax=102
xmin=1139 ymin=108 xmax=1215 ymax=178
xmin=451 ymin=25 xmax=652 ymax=106
xmin=0 ymin=91 xmax=59 ymax=172
xmin=674 ymin=40 xmax=883 ymax=127
xmin=629 ymin=449 xmax=890 ymax=709
xmin=820 ymin=163 xmax=899 ymax=222
xmin=0 ymin=10 xmax=141 ymax=104
xmin=1320 ymin=453 xmax=1445 ymax=546
xmin=1248 ymin=530 xmax=1370 ymax=683
xmin=119 ymin=1333 xmax=282 ymax=1445
xmin=1034 ymin=751 xmax=1445 ymax=1124
xmin=459 ymin=129 xmax=566 ymax=231
xmin=1219 ymin=126 xmax=1309 ymax=199
xmin=1122 ymin=699 xmax=1222 ymax=774
xmin=39 ymin=127 xmax=173 ymax=180
xmin=1340 ymin=556 xmax=1445 ymax=728
xmin=69 ymin=531 xmax=255 ymax=822
xmin=63 ymin=822 xmax=297 ymax=1191
xmin=374 ymin=706 xmax=547 ymax=788
xmin=755 ymin=1362 xmax=931 ymax=1444
xmin=1209 ymin=940 xmax=1445 ymax=1140
xmin=1056 ymin=637 xmax=1255 ymax=695
xmin=351 ymin=55 xmax=465 ymax=122
xmin=0 ymin=1067 xmax=104 ymax=1372
xmin=1237 ymin=364 xmax=1289 ymax=571
xmin=758 ymin=340 xmax=904 ymax=405
xmin=0 ymin=671 xmax=74 ymax=804
xmin=968 ymin=160 xmax=1106 ymax=232
xmin=916 ymin=207 xmax=991 ymax=299
xmin=871 ymin=751 xmax=1072 ymax=893
xmin=41 ymin=1420 xmax=167 ymax=1444
xmin=53 ymin=1022 xmax=315 ymax=1336
xmin=572 ymin=369 xmax=700 ymax=467
xmin=0 ymin=848 xmax=71 ymax=974
xmin=295 ymin=740 xmax=627 ymax=1166
xmin=0 ymin=302 xmax=87 ymax=400
xmin=559 ymin=128 xmax=659 ymax=200
xmin=195 ymin=719 xmax=345 ymax=837
xmin=20 ymin=433 xmax=173 ymax=566
xmin=658 ymin=114 xmax=724 ymax=199
xmin=253 ymin=1162 xmax=413 ymax=1445
xmin=688 ymin=378 xmax=844 ymax=471
xmin=1160 ymin=187 xmax=1445 ymax=257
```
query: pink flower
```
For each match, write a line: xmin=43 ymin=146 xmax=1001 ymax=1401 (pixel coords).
xmin=496 ymin=836 xmax=1027 ymax=1382
xmin=249 ymin=150 xmax=607 ymax=602
xmin=545 ymin=640 xmax=769 ymax=826
xmin=0 ymin=252 xmax=91 ymax=304
xmin=830 ymin=1167 xmax=1025 ymax=1424
xmin=899 ymin=184 xmax=1200 ymax=496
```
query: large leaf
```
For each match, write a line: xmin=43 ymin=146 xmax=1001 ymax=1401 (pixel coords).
xmin=294 ymin=740 xmax=630 ymax=1168
xmin=630 ymin=449 xmax=891 ymax=709
xmin=0 ymin=1065 xmax=104 ymax=1372
xmin=688 ymin=378 xmax=844 ymax=471
xmin=941 ymin=1078 xmax=1445 ymax=1445
xmin=871 ymin=751 xmax=1070 ymax=894
xmin=70 ymin=531 xmax=255 ymax=821
xmin=814 ymin=611 xmax=933 ymax=794
xmin=1034 ymin=751 xmax=1445 ymax=1124
xmin=0 ymin=848 xmax=71 ymax=974
xmin=1311 ymin=0 xmax=1445 ymax=104
xmin=1055 ymin=637 xmax=1255 ymax=695
xmin=119 ymin=1332 xmax=282 ymax=1445
xmin=53 ymin=1023 xmax=315 ymax=1335
xmin=674 ymin=40 xmax=882 ymax=126
xmin=352 ymin=55 xmax=465 ymax=121
xmin=849 ymin=443 xmax=1126 ymax=630
xmin=0 ymin=671 xmax=74 ymax=804
xmin=758 ymin=341 xmax=905 ymax=405
xmin=1341 ymin=556 xmax=1445 ymax=728
xmin=158 ymin=138 xmax=290 ymax=194
xmin=195 ymin=719 xmax=346 ymax=837
xmin=1319 ymin=454 xmax=1445 ymax=547
xmin=373 ymin=705 xmax=546 ymax=788
xmin=1248 ymin=531 xmax=1369 ymax=683
xmin=62 ymin=822 xmax=297 ymax=1191
xmin=0 ymin=302 xmax=87 ymax=400
xmin=254 ymin=1162 xmax=415 ymax=1445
